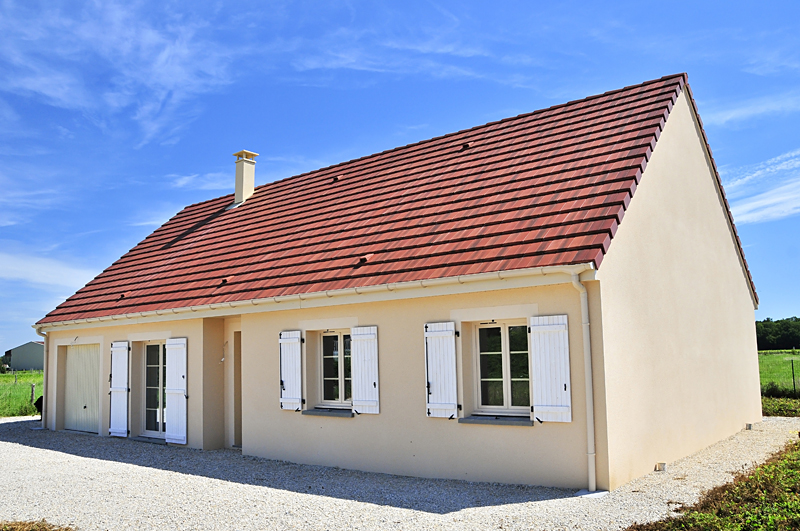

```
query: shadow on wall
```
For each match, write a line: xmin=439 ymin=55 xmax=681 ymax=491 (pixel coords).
xmin=0 ymin=418 xmax=572 ymax=514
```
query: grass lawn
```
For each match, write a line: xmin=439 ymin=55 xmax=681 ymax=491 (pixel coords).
xmin=626 ymin=440 xmax=800 ymax=530
xmin=759 ymin=350 xmax=800 ymax=389
xmin=0 ymin=371 xmax=43 ymax=417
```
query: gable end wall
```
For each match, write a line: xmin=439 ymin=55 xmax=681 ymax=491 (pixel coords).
xmin=595 ymin=91 xmax=761 ymax=489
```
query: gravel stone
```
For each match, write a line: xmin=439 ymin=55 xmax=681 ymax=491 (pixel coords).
xmin=1 ymin=416 xmax=798 ymax=530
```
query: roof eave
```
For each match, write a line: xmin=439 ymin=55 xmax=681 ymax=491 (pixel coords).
xmin=33 ymin=262 xmax=596 ymax=331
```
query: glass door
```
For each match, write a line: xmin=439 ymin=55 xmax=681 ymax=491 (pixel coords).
xmin=143 ymin=343 xmax=167 ymax=437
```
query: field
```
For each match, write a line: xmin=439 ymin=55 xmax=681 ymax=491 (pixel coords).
xmin=0 ymin=371 xmax=43 ymax=417
xmin=758 ymin=350 xmax=800 ymax=389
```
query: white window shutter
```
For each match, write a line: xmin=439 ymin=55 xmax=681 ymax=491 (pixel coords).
xmin=109 ymin=341 xmax=129 ymax=437
xmin=165 ymin=338 xmax=188 ymax=444
xmin=279 ymin=331 xmax=303 ymax=411
xmin=529 ymin=315 xmax=572 ymax=423
xmin=424 ymin=322 xmax=458 ymax=419
xmin=351 ymin=326 xmax=379 ymax=414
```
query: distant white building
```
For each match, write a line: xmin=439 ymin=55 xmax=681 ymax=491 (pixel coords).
xmin=3 ymin=341 xmax=44 ymax=371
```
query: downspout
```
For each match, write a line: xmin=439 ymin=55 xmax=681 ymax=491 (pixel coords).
xmin=571 ymin=273 xmax=597 ymax=492
xmin=35 ymin=326 xmax=47 ymax=430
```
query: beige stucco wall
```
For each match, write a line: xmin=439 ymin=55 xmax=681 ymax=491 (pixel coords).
xmin=44 ymin=318 xmax=227 ymax=450
xmin=595 ymin=90 xmax=762 ymax=489
xmin=240 ymin=283 xmax=601 ymax=488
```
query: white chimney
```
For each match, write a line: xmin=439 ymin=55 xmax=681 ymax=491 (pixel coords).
xmin=233 ymin=150 xmax=258 ymax=204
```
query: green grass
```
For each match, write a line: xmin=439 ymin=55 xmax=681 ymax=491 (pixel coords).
xmin=626 ymin=440 xmax=800 ymax=530
xmin=759 ymin=350 xmax=800 ymax=389
xmin=0 ymin=371 xmax=43 ymax=417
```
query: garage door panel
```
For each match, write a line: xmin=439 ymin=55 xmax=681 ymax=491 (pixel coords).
xmin=65 ymin=344 xmax=100 ymax=433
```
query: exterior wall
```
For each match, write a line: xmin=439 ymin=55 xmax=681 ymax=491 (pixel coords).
xmin=240 ymin=282 xmax=599 ymax=488
xmin=595 ymin=91 xmax=762 ymax=489
xmin=44 ymin=318 xmax=227 ymax=450
xmin=6 ymin=342 xmax=44 ymax=370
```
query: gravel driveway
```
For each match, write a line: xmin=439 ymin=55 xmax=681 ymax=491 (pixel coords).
xmin=1 ymin=416 xmax=798 ymax=530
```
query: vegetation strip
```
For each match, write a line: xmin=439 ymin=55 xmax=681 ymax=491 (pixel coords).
xmin=0 ymin=372 xmax=43 ymax=417
xmin=763 ymin=397 xmax=800 ymax=417
xmin=626 ymin=440 xmax=800 ymax=530
xmin=0 ymin=522 xmax=75 ymax=531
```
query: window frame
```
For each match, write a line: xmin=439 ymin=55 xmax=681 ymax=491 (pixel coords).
xmin=317 ymin=329 xmax=352 ymax=409
xmin=473 ymin=319 xmax=531 ymax=416
xmin=141 ymin=340 xmax=167 ymax=438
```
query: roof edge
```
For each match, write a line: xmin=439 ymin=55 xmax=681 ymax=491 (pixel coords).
xmin=34 ymin=263 xmax=596 ymax=330
xmin=681 ymin=81 xmax=759 ymax=308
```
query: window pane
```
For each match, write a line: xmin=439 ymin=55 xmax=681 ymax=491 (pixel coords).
xmin=146 ymin=409 xmax=158 ymax=431
xmin=480 ymin=353 xmax=503 ymax=379
xmin=508 ymin=326 xmax=528 ymax=352
xmin=146 ymin=367 xmax=159 ymax=388
xmin=323 ymin=335 xmax=338 ymax=357
xmin=343 ymin=335 xmax=351 ymax=356
xmin=511 ymin=380 xmax=530 ymax=407
xmin=146 ymin=345 xmax=159 ymax=366
xmin=343 ymin=335 xmax=351 ymax=377
xmin=344 ymin=380 xmax=351 ymax=401
xmin=146 ymin=388 xmax=159 ymax=409
xmin=323 ymin=380 xmax=339 ymax=401
xmin=481 ymin=381 xmax=504 ymax=406
xmin=323 ymin=357 xmax=338 ymax=379
xmin=479 ymin=327 xmax=501 ymax=353
xmin=510 ymin=353 xmax=529 ymax=379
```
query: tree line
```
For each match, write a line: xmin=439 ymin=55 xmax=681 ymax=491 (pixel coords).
xmin=757 ymin=317 xmax=800 ymax=351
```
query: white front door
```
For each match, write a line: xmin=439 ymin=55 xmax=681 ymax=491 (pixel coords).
xmin=143 ymin=343 xmax=167 ymax=438
xmin=64 ymin=344 xmax=100 ymax=433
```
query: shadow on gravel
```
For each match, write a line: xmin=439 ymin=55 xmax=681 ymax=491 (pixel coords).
xmin=0 ymin=418 xmax=574 ymax=514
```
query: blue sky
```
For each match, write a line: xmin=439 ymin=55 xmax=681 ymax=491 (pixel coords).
xmin=1 ymin=0 xmax=799 ymax=350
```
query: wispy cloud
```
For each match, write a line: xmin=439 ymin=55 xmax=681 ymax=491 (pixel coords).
xmin=0 ymin=252 xmax=97 ymax=289
xmin=731 ymin=179 xmax=800 ymax=224
xmin=170 ymin=172 xmax=230 ymax=190
xmin=703 ymin=93 xmax=800 ymax=125
xmin=128 ymin=203 xmax=183 ymax=227
xmin=723 ymin=148 xmax=800 ymax=224
xmin=0 ymin=2 xmax=241 ymax=145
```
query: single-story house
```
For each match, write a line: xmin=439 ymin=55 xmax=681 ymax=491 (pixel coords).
xmin=4 ymin=341 xmax=44 ymax=371
xmin=34 ymin=73 xmax=761 ymax=492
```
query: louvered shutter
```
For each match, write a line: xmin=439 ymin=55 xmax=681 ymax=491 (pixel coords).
xmin=351 ymin=326 xmax=379 ymax=414
xmin=165 ymin=338 xmax=188 ymax=444
xmin=529 ymin=315 xmax=572 ymax=423
xmin=424 ymin=322 xmax=458 ymax=419
xmin=279 ymin=331 xmax=303 ymax=411
xmin=109 ymin=341 xmax=129 ymax=437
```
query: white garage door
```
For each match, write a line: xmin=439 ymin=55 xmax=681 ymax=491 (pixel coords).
xmin=65 ymin=344 xmax=100 ymax=433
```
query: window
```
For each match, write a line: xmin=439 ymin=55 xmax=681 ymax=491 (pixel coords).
xmin=477 ymin=321 xmax=530 ymax=412
xmin=143 ymin=342 xmax=167 ymax=436
xmin=321 ymin=332 xmax=352 ymax=407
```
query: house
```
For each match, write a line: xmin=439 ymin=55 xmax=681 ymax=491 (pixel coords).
xmin=4 ymin=341 xmax=44 ymax=371
xmin=34 ymin=73 xmax=761 ymax=492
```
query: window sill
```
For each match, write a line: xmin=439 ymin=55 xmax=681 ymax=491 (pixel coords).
xmin=301 ymin=408 xmax=354 ymax=418
xmin=458 ymin=415 xmax=533 ymax=426
xmin=129 ymin=436 xmax=167 ymax=445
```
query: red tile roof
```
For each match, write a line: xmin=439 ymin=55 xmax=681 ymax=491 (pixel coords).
xmin=38 ymin=73 xmax=757 ymax=325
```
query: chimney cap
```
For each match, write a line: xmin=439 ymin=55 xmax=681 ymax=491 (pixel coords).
xmin=233 ymin=150 xmax=259 ymax=161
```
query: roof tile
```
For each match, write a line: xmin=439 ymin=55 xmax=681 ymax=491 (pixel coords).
xmin=38 ymin=73 xmax=756 ymax=324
